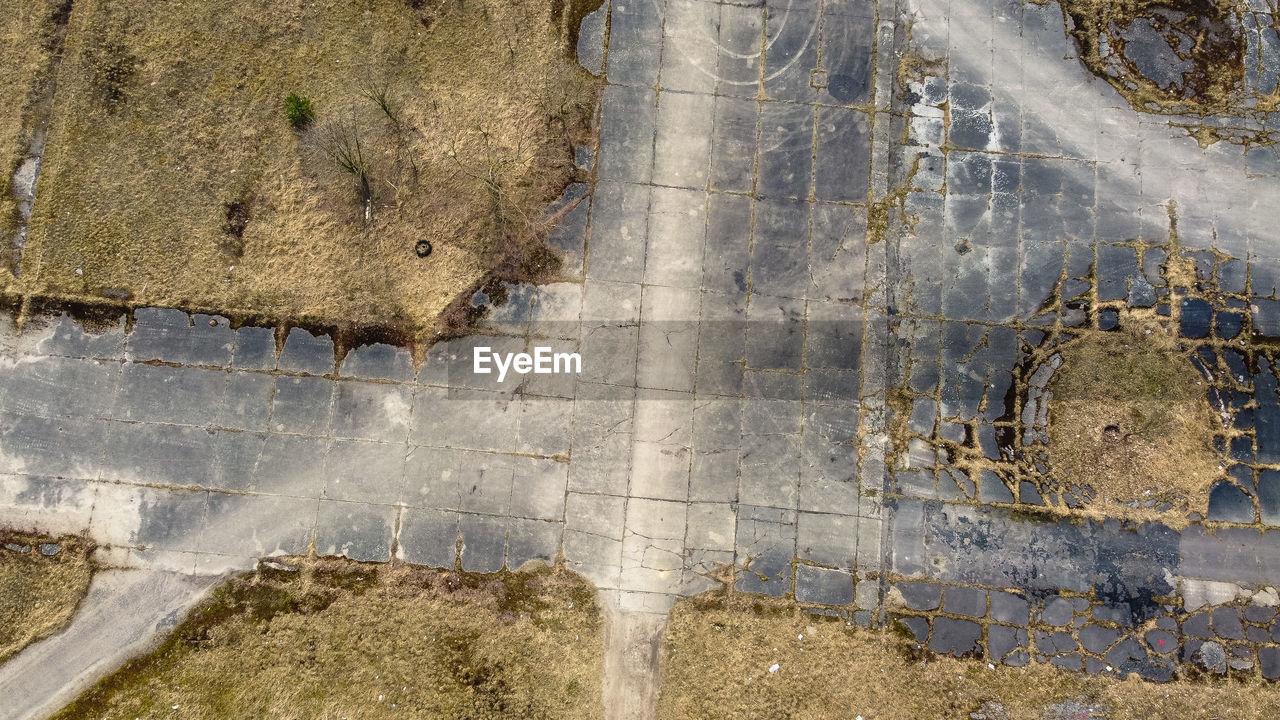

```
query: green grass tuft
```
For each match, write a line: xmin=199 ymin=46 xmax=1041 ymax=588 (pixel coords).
xmin=283 ymin=92 xmax=314 ymax=130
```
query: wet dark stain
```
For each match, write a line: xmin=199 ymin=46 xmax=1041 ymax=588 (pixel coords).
xmin=827 ymin=72 xmax=868 ymax=105
xmin=995 ymin=359 xmax=1024 ymax=462
xmin=1093 ymin=520 xmax=1180 ymax=625
xmin=46 ymin=0 xmax=75 ymax=52
xmin=932 ymin=512 xmax=994 ymax=553
xmin=86 ymin=37 xmax=137 ymax=112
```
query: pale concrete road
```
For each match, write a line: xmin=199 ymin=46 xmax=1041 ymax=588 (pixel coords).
xmin=3 ymin=2 xmax=893 ymax=716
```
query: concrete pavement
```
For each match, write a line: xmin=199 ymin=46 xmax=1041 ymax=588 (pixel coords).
xmin=7 ymin=0 xmax=1280 ymax=717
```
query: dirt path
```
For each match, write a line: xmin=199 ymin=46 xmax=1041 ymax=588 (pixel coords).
xmin=600 ymin=589 xmax=668 ymax=720
xmin=0 ymin=569 xmax=219 ymax=720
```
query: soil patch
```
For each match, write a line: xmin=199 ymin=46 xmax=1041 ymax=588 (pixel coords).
xmin=17 ymin=0 xmax=599 ymax=340
xmin=0 ymin=530 xmax=94 ymax=664
xmin=659 ymin=591 xmax=1280 ymax=720
xmin=49 ymin=559 xmax=604 ymax=720
xmin=1045 ymin=320 xmax=1223 ymax=517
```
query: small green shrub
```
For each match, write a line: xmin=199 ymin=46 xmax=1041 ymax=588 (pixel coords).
xmin=284 ymin=93 xmax=314 ymax=130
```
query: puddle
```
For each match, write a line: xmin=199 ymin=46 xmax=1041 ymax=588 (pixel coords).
xmin=888 ymin=206 xmax=1280 ymax=528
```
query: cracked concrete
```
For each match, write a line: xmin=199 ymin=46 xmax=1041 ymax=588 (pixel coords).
xmin=6 ymin=0 xmax=1280 ymax=717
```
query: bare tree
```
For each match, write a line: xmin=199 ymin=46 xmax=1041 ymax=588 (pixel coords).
xmin=359 ymin=75 xmax=402 ymax=131
xmin=359 ymin=72 xmax=419 ymax=187
xmin=316 ymin=113 xmax=374 ymax=222
xmin=445 ymin=123 xmax=563 ymax=288
xmin=454 ymin=125 xmax=538 ymax=192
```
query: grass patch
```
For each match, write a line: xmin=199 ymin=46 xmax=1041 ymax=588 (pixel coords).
xmin=0 ymin=530 xmax=94 ymax=665
xmin=50 ymin=558 xmax=604 ymax=719
xmin=659 ymin=591 xmax=1280 ymax=720
xmin=1046 ymin=320 xmax=1223 ymax=521
xmin=21 ymin=0 xmax=599 ymax=336
xmin=0 ymin=0 xmax=63 ymax=264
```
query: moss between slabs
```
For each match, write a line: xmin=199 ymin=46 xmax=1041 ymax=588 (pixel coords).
xmin=659 ymin=591 xmax=1280 ymax=720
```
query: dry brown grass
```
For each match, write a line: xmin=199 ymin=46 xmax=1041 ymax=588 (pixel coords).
xmin=659 ymin=592 xmax=1280 ymax=720
xmin=19 ymin=0 xmax=597 ymax=336
xmin=50 ymin=559 xmax=604 ymax=720
xmin=0 ymin=531 xmax=94 ymax=665
xmin=0 ymin=0 xmax=60 ymax=248
xmin=1046 ymin=318 xmax=1224 ymax=522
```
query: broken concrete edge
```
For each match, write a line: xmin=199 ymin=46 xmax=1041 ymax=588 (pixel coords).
xmin=881 ymin=570 xmax=1280 ymax=681
xmin=1045 ymin=0 xmax=1280 ymax=147
xmin=0 ymin=290 xmax=427 ymax=370
xmin=0 ymin=527 xmax=92 ymax=559
xmin=878 ymin=182 xmax=1280 ymax=528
